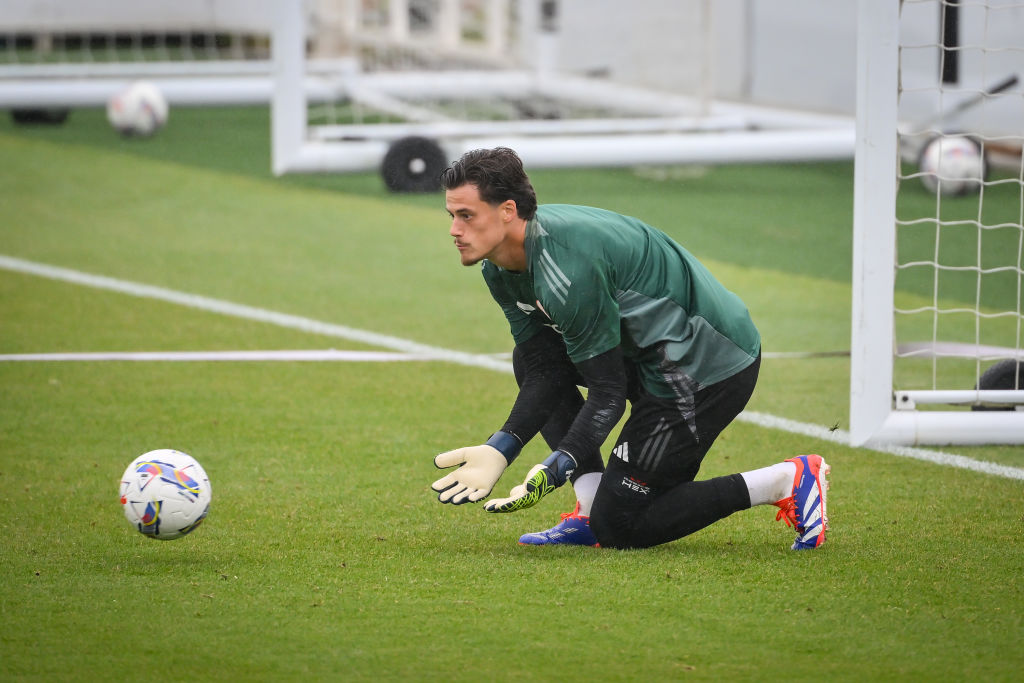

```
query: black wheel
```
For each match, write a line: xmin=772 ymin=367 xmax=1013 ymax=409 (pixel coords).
xmin=381 ymin=136 xmax=447 ymax=193
xmin=971 ymin=359 xmax=1024 ymax=411
xmin=11 ymin=108 xmax=71 ymax=125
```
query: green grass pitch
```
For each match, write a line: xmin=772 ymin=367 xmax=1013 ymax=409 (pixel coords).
xmin=1 ymin=106 xmax=1022 ymax=681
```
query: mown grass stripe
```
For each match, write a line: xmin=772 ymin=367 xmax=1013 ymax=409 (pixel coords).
xmin=4 ymin=252 xmax=1022 ymax=481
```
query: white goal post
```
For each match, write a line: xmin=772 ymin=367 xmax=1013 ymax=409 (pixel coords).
xmin=850 ymin=0 xmax=1024 ymax=446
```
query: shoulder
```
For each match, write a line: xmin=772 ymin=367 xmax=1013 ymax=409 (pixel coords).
xmin=536 ymin=204 xmax=627 ymax=229
xmin=536 ymin=204 xmax=652 ymax=244
xmin=532 ymin=205 xmax=656 ymax=273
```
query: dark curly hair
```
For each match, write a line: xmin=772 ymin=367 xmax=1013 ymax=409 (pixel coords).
xmin=440 ymin=147 xmax=538 ymax=220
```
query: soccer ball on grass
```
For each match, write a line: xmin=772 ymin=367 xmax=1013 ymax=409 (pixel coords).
xmin=917 ymin=134 xmax=986 ymax=196
xmin=106 ymin=81 xmax=169 ymax=137
xmin=120 ymin=449 xmax=211 ymax=540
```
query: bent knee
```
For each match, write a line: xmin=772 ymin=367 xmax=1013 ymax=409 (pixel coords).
xmin=589 ymin=508 xmax=654 ymax=550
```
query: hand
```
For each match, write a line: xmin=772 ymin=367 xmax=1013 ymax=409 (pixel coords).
xmin=483 ymin=450 xmax=576 ymax=513
xmin=431 ymin=445 xmax=508 ymax=504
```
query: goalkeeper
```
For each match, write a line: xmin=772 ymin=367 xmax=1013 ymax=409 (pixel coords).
xmin=430 ymin=147 xmax=830 ymax=551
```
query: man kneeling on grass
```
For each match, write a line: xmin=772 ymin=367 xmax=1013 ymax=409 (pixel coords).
xmin=429 ymin=147 xmax=829 ymax=551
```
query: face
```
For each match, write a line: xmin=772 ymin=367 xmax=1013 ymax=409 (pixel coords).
xmin=445 ymin=183 xmax=519 ymax=267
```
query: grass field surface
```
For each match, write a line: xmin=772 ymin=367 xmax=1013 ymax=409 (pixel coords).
xmin=1 ymin=107 xmax=1022 ymax=681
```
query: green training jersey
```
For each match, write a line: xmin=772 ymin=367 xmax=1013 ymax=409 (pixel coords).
xmin=482 ymin=204 xmax=760 ymax=399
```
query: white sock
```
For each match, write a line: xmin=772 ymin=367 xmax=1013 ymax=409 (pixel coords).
xmin=741 ymin=461 xmax=797 ymax=507
xmin=572 ymin=472 xmax=602 ymax=517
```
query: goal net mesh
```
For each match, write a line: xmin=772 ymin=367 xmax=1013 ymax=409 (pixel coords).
xmin=893 ymin=0 xmax=1024 ymax=403
xmin=304 ymin=0 xmax=717 ymax=131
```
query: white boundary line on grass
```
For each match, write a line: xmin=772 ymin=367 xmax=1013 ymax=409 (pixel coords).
xmin=739 ymin=410 xmax=1024 ymax=480
xmin=0 ymin=350 xmax=447 ymax=362
xmin=3 ymin=253 xmax=1022 ymax=481
xmin=0 ymin=254 xmax=512 ymax=374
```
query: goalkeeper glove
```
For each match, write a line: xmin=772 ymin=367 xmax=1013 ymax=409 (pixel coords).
xmin=431 ymin=432 xmax=522 ymax=505
xmin=483 ymin=450 xmax=577 ymax=513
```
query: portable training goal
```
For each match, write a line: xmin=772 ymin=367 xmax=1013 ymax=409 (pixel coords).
xmin=269 ymin=1 xmax=856 ymax=189
xmin=0 ymin=1 xmax=856 ymax=190
xmin=851 ymin=0 xmax=1024 ymax=446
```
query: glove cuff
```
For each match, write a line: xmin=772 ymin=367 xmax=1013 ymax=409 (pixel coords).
xmin=486 ymin=431 xmax=524 ymax=464
xmin=541 ymin=450 xmax=577 ymax=486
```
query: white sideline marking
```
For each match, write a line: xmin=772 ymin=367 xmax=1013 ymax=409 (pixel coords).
xmin=762 ymin=350 xmax=849 ymax=359
xmin=739 ymin=411 xmax=1024 ymax=481
xmin=3 ymin=254 xmax=1022 ymax=481
xmin=0 ymin=350 xmax=446 ymax=362
xmin=0 ymin=254 xmax=513 ymax=374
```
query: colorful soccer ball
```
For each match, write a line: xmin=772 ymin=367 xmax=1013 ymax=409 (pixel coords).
xmin=106 ymin=81 xmax=169 ymax=137
xmin=120 ymin=449 xmax=211 ymax=540
xmin=917 ymin=135 xmax=986 ymax=196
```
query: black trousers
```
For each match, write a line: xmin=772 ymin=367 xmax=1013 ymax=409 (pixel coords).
xmin=515 ymin=347 xmax=760 ymax=549
xmin=592 ymin=355 xmax=760 ymax=549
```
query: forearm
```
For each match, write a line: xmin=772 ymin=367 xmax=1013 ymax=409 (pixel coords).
xmin=556 ymin=346 xmax=628 ymax=462
xmin=483 ymin=346 xmax=627 ymax=514
xmin=499 ymin=330 xmax=582 ymax=448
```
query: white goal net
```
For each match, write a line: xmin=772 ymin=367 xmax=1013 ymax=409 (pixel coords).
xmin=851 ymin=0 xmax=1024 ymax=446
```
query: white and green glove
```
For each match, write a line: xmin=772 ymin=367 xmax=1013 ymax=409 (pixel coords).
xmin=431 ymin=432 xmax=522 ymax=505
xmin=483 ymin=450 xmax=577 ymax=513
